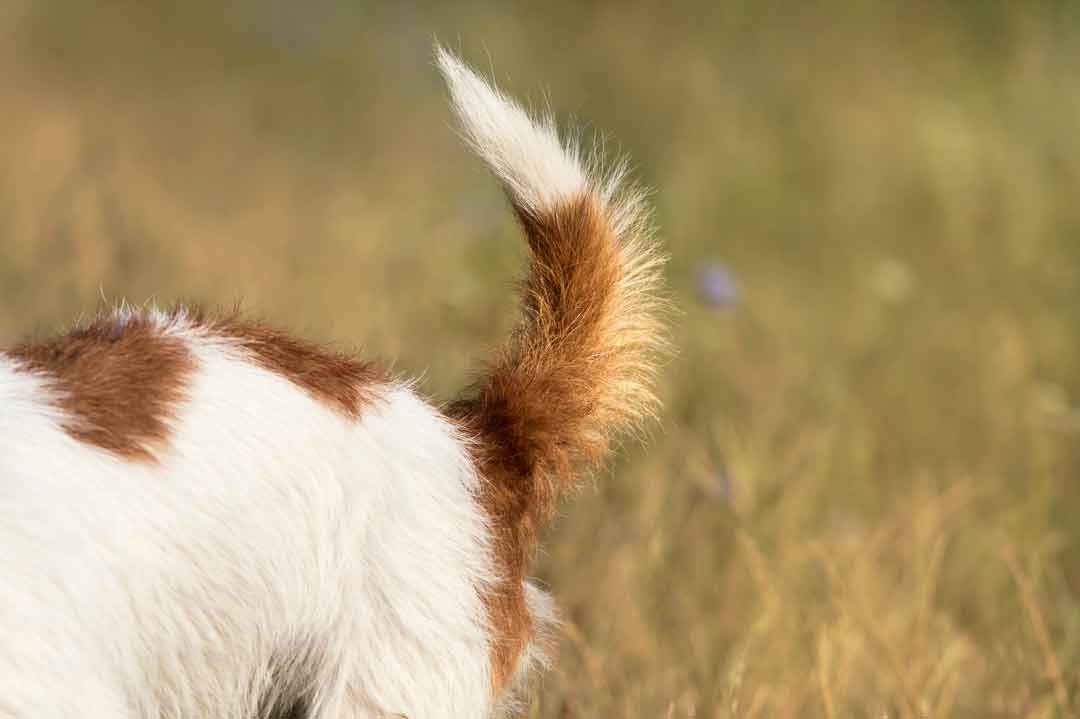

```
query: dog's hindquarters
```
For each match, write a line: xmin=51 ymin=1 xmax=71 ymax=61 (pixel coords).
xmin=0 ymin=49 xmax=666 ymax=719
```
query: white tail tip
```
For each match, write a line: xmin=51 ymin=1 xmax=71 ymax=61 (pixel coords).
xmin=436 ymin=45 xmax=587 ymax=213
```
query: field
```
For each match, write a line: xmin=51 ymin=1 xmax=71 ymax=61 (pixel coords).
xmin=3 ymin=1 xmax=1079 ymax=716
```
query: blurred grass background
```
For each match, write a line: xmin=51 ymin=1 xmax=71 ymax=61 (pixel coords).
xmin=3 ymin=1 xmax=1080 ymax=716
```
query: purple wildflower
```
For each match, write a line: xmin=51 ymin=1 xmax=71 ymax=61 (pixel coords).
xmin=695 ymin=262 xmax=739 ymax=309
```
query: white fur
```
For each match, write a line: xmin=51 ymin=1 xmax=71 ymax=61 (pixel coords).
xmin=437 ymin=46 xmax=587 ymax=213
xmin=0 ymin=47 xmax=609 ymax=718
xmin=438 ymin=47 xmax=661 ymax=314
xmin=0 ymin=316 xmax=498 ymax=718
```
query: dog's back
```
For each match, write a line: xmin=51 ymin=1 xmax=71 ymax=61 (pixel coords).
xmin=0 ymin=48 xmax=665 ymax=718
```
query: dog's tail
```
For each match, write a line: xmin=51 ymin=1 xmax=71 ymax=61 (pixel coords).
xmin=439 ymin=48 xmax=667 ymax=525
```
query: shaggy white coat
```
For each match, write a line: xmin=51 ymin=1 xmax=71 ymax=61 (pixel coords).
xmin=0 ymin=48 xmax=587 ymax=719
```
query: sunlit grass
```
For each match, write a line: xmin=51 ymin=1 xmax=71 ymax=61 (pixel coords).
xmin=3 ymin=1 xmax=1079 ymax=716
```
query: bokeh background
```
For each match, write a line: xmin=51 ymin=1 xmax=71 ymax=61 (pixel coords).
xmin=3 ymin=2 xmax=1080 ymax=716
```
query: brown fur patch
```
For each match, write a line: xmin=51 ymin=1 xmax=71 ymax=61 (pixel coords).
xmin=449 ymin=193 xmax=626 ymax=692
xmin=5 ymin=314 xmax=196 ymax=461
xmin=187 ymin=309 xmax=387 ymax=419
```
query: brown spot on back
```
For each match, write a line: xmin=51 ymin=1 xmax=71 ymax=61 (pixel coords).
xmin=187 ymin=309 xmax=387 ymax=419
xmin=5 ymin=314 xmax=195 ymax=461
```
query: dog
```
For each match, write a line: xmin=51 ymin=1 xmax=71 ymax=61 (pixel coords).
xmin=0 ymin=47 xmax=666 ymax=718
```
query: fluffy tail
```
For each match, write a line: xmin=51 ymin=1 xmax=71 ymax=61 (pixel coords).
xmin=439 ymin=47 xmax=667 ymax=524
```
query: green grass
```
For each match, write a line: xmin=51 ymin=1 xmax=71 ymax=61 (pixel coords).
xmin=3 ymin=1 xmax=1079 ymax=716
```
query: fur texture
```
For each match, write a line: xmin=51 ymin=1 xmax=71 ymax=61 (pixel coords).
xmin=440 ymin=47 xmax=667 ymax=694
xmin=0 ymin=48 xmax=665 ymax=718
